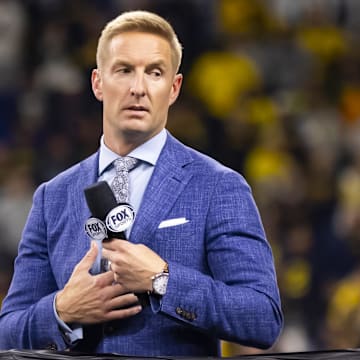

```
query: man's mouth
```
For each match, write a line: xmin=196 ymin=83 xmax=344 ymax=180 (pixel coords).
xmin=126 ymin=105 xmax=148 ymax=112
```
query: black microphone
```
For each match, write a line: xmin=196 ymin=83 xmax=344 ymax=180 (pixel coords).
xmin=84 ymin=181 xmax=135 ymax=240
xmin=84 ymin=180 xmax=148 ymax=307
xmin=84 ymin=181 xmax=118 ymax=221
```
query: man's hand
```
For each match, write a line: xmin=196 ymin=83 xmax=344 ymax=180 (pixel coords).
xmin=102 ymin=239 xmax=166 ymax=293
xmin=55 ymin=241 xmax=142 ymax=324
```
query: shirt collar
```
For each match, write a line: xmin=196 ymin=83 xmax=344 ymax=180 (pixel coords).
xmin=98 ymin=129 xmax=167 ymax=176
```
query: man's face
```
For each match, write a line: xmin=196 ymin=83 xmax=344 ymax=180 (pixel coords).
xmin=92 ymin=31 xmax=183 ymax=152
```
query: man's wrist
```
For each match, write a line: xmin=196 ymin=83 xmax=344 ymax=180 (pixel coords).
xmin=55 ymin=290 xmax=72 ymax=324
xmin=150 ymin=261 xmax=169 ymax=296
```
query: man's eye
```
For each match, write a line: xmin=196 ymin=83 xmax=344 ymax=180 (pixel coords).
xmin=116 ymin=68 xmax=131 ymax=73
xmin=150 ymin=69 xmax=162 ymax=77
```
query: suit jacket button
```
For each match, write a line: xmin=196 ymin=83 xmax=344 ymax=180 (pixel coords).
xmin=176 ymin=307 xmax=183 ymax=316
xmin=45 ymin=343 xmax=58 ymax=350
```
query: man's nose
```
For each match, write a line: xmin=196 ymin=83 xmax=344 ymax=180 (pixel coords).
xmin=130 ymin=73 xmax=146 ymax=97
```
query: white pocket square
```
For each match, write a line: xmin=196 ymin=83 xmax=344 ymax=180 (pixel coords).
xmin=158 ymin=217 xmax=189 ymax=229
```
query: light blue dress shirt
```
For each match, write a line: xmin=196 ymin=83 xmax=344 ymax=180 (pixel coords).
xmin=98 ymin=128 xmax=167 ymax=218
xmin=54 ymin=129 xmax=167 ymax=345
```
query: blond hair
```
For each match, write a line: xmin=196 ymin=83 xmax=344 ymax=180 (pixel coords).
xmin=96 ymin=10 xmax=183 ymax=73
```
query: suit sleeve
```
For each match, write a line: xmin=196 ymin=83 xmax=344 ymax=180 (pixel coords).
xmin=158 ymin=171 xmax=283 ymax=349
xmin=0 ymin=183 xmax=68 ymax=350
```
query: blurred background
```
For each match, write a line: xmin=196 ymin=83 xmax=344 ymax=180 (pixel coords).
xmin=1 ymin=0 xmax=360 ymax=355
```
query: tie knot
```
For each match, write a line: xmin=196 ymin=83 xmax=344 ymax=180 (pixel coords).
xmin=113 ymin=156 xmax=138 ymax=172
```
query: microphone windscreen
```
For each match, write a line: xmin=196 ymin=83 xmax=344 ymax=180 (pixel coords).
xmin=84 ymin=181 xmax=117 ymax=220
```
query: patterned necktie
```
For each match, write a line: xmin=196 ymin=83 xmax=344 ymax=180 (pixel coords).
xmin=111 ymin=157 xmax=138 ymax=203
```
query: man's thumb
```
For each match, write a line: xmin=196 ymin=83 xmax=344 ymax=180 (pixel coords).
xmin=77 ymin=241 xmax=98 ymax=271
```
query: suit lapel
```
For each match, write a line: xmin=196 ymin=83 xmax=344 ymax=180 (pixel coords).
xmin=130 ymin=134 xmax=194 ymax=244
xmin=65 ymin=138 xmax=194 ymax=247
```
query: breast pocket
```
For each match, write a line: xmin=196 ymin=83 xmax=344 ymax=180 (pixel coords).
xmin=156 ymin=218 xmax=193 ymax=241
xmin=154 ymin=218 xmax=206 ymax=264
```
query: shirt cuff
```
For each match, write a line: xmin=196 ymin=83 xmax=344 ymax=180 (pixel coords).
xmin=53 ymin=294 xmax=83 ymax=345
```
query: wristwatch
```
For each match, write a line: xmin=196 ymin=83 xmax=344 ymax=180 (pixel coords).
xmin=151 ymin=262 xmax=169 ymax=296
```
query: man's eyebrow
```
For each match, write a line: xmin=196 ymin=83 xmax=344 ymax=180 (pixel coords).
xmin=149 ymin=60 xmax=166 ymax=67
xmin=146 ymin=60 xmax=168 ymax=70
xmin=109 ymin=59 xmax=168 ymax=71
xmin=111 ymin=60 xmax=132 ymax=68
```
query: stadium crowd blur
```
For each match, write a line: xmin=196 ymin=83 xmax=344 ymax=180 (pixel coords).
xmin=1 ymin=0 xmax=360 ymax=355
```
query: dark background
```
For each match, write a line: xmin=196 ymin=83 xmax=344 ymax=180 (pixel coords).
xmin=1 ymin=0 xmax=360 ymax=355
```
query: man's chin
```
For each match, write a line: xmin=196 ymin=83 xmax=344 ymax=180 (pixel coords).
xmin=122 ymin=127 xmax=144 ymax=137
xmin=121 ymin=128 xmax=153 ymax=143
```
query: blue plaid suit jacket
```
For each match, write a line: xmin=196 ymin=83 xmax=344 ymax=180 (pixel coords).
xmin=0 ymin=133 xmax=283 ymax=356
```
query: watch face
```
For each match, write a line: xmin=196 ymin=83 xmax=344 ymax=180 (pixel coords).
xmin=153 ymin=273 xmax=169 ymax=295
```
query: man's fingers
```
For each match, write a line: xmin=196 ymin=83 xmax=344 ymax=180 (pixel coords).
xmin=101 ymin=248 xmax=113 ymax=264
xmin=93 ymin=269 xmax=117 ymax=286
xmin=105 ymin=304 xmax=142 ymax=322
xmin=107 ymin=293 xmax=140 ymax=310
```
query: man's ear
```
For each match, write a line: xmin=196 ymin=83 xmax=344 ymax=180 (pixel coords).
xmin=91 ymin=69 xmax=103 ymax=101
xmin=169 ymin=73 xmax=183 ymax=107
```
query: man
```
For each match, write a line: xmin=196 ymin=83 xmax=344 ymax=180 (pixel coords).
xmin=0 ymin=10 xmax=283 ymax=356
